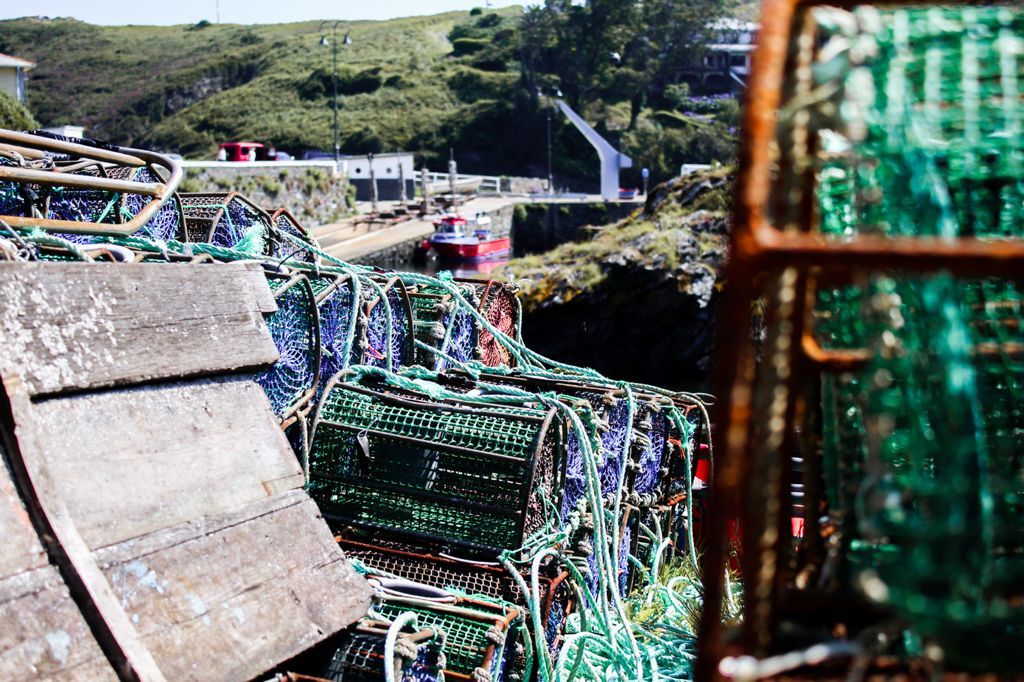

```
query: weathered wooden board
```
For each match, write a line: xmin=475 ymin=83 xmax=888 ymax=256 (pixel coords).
xmin=0 ymin=566 xmax=115 ymax=681
xmin=94 ymin=490 xmax=372 ymax=681
xmin=29 ymin=376 xmax=302 ymax=549
xmin=0 ymin=261 xmax=278 ymax=397
xmin=0 ymin=442 xmax=114 ymax=680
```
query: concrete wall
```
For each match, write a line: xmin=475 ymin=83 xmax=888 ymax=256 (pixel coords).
xmin=350 ymin=178 xmax=416 ymax=202
xmin=178 ymin=162 xmax=353 ymax=228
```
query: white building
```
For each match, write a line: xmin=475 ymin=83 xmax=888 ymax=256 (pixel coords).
xmin=0 ymin=53 xmax=35 ymax=104
xmin=681 ymin=19 xmax=759 ymax=94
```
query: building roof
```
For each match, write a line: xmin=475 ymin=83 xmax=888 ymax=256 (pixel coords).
xmin=0 ymin=53 xmax=36 ymax=70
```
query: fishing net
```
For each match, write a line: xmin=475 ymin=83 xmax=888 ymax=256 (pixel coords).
xmin=466 ymin=280 xmax=521 ymax=367
xmin=255 ymin=274 xmax=320 ymax=418
xmin=409 ymin=283 xmax=480 ymax=371
xmin=268 ymin=208 xmax=318 ymax=263
xmin=309 ymin=274 xmax=357 ymax=400
xmin=322 ymin=621 xmax=445 ymax=682
xmin=308 ymin=375 xmax=562 ymax=554
xmin=358 ymin=277 xmax=414 ymax=371
xmin=179 ymin=192 xmax=270 ymax=251
xmin=740 ymin=2 xmax=1024 ymax=670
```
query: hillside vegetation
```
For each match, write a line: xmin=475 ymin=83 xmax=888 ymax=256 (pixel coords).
xmin=1 ymin=3 xmax=754 ymax=186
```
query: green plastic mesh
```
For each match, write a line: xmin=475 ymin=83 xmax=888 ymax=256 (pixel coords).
xmin=374 ymin=599 xmax=516 ymax=680
xmin=309 ymin=380 xmax=561 ymax=553
xmin=805 ymin=3 xmax=1024 ymax=665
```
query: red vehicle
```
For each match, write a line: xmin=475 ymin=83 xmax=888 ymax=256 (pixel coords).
xmin=427 ymin=213 xmax=510 ymax=262
xmin=218 ymin=141 xmax=264 ymax=162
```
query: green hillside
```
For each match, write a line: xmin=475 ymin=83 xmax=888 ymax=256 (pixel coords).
xmin=0 ymin=4 xmax=746 ymax=185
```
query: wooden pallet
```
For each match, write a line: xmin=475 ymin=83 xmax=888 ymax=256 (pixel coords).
xmin=0 ymin=261 xmax=371 ymax=681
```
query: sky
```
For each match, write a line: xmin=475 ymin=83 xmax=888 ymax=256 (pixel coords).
xmin=0 ymin=0 xmax=532 ymax=25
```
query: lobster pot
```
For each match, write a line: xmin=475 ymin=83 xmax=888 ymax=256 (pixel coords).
xmin=323 ymin=620 xmax=445 ymax=682
xmin=354 ymin=275 xmax=414 ymax=371
xmin=365 ymin=577 xmax=524 ymax=682
xmin=0 ymin=161 xmax=184 ymax=244
xmin=408 ymin=282 xmax=480 ymax=371
xmin=268 ymin=207 xmax=319 ymax=263
xmin=309 ymin=378 xmax=563 ymax=555
xmin=338 ymin=537 xmax=574 ymax=650
xmin=255 ymin=273 xmax=320 ymax=419
xmin=463 ymin=279 xmax=521 ymax=367
xmin=179 ymin=192 xmax=272 ymax=249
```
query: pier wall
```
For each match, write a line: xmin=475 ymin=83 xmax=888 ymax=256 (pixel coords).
xmin=179 ymin=161 xmax=354 ymax=229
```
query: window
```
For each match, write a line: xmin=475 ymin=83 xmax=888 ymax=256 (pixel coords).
xmin=730 ymin=54 xmax=748 ymax=67
xmin=703 ymin=54 xmax=718 ymax=68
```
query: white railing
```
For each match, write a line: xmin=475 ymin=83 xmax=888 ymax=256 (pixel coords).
xmin=414 ymin=171 xmax=502 ymax=194
xmin=181 ymin=159 xmax=340 ymax=174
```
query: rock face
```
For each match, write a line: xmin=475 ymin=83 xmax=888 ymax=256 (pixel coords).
xmin=502 ymin=169 xmax=732 ymax=390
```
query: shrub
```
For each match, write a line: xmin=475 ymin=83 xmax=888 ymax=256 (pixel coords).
xmin=476 ymin=13 xmax=502 ymax=28
xmin=452 ymin=38 xmax=487 ymax=56
xmin=469 ymin=7 xmax=483 ymax=15
xmin=0 ymin=91 xmax=37 ymax=130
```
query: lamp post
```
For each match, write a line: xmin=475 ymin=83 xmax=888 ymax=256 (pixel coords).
xmin=318 ymin=21 xmax=351 ymax=166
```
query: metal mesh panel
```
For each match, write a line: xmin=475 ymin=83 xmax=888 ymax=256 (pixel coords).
xmin=309 ymin=380 xmax=560 ymax=553
xmin=179 ymin=192 xmax=270 ymax=248
xmin=0 ymin=163 xmax=184 ymax=243
xmin=256 ymin=275 xmax=319 ymax=417
xmin=269 ymin=208 xmax=318 ymax=263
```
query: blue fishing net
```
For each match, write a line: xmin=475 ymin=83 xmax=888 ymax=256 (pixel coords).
xmin=364 ymin=282 xmax=411 ymax=370
xmin=634 ymin=409 xmax=667 ymax=496
xmin=312 ymin=276 xmax=355 ymax=398
xmin=256 ymin=277 xmax=318 ymax=416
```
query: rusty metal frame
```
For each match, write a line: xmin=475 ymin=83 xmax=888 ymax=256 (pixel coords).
xmin=178 ymin=191 xmax=274 ymax=248
xmin=0 ymin=129 xmax=182 ymax=236
xmin=696 ymin=0 xmax=1024 ymax=678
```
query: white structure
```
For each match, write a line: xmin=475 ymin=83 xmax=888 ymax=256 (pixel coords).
xmin=43 ymin=125 xmax=85 ymax=138
xmin=0 ymin=53 xmax=35 ymax=104
xmin=341 ymin=152 xmax=415 ymax=181
xmin=342 ymin=152 xmax=416 ymax=202
xmin=556 ymin=99 xmax=632 ymax=201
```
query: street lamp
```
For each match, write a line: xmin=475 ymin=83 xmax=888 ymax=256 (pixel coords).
xmin=318 ymin=20 xmax=351 ymax=166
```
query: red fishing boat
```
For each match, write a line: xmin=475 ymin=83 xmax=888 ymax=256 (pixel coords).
xmin=428 ymin=213 xmax=510 ymax=262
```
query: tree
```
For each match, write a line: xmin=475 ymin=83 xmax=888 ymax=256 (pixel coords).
xmin=518 ymin=0 xmax=734 ymax=127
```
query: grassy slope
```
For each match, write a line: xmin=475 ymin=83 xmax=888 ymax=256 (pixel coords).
xmin=0 ymin=9 xmax=521 ymax=162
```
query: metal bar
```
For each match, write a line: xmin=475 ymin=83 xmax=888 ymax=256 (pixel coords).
xmin=0 ymin=165 xmax=164 ymax=196
xmin=0 ymin=129 xmax=146 ymax=166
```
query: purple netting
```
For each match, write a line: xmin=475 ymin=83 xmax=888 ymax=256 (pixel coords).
xmin=560 ymin=429 xmax=586 ymax=523
xmin=577 ymin=394 xmax=630 ymax=496
xmin=6 ymin=166 xmax=182 ymax=244
xmin=439 ymin=305 xmax=477 ymax=370
xmin=545 ymin=597 xmax=565 ymax=651
xmin=209 ymin=198 xmax=268 ymax=248
xmin=634 ymin=410 xmax=668 ymax=495
xmin=316 ymin=279 xmax=355 ymax=397
xmin=256 ymin=280 xmax=317 ymax=415
xmin=364 ymin=284 xmax=410 ymax=370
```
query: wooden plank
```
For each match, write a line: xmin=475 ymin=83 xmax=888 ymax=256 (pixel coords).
xmin=3 ymin=376 xmax=166 ymax=681
xmin=0 ymin=566 xmax=115 ymax=681
xmin=29 ymin=376 xmax=303 ymax=550
xmin=95 ymin=490 xmax=373 ymax=682
xmin=0 ymin=440 xmax=115 ymax=680
xmin=0 ymin=261 xmax=278 ymax=397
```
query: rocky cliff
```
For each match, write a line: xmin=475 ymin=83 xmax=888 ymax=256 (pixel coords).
xmin=503 ymin=168 xmax=732 ymax=390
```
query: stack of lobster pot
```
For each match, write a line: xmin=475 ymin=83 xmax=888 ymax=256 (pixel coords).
xmin=307 ymin=369 xmax=576 ymax=680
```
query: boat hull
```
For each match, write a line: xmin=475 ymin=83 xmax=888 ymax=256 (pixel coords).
xmin=431 ymin=237 xmax=510 ymax=262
